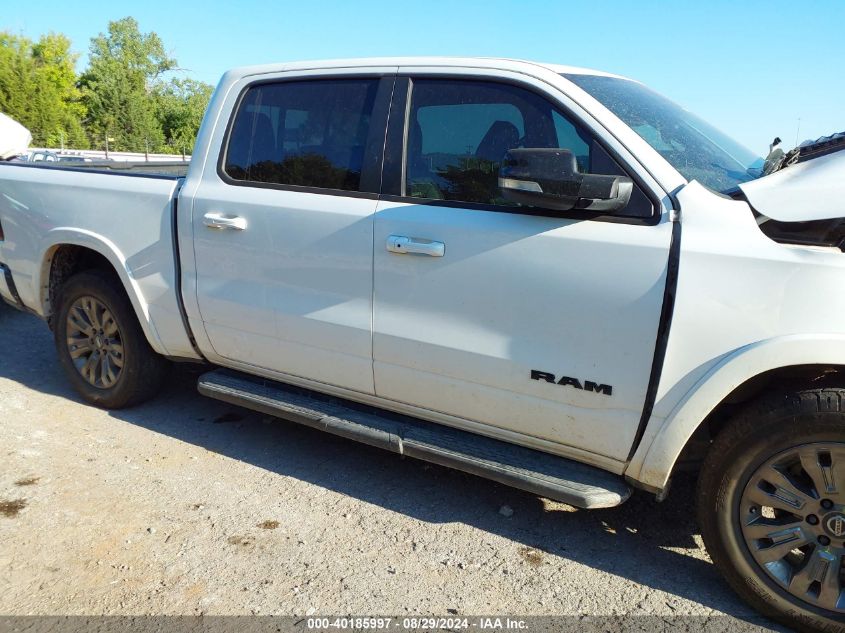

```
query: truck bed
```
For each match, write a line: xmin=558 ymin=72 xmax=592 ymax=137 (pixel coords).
xmin=0 ymin=161 xmax=196 ymax=358
xmin=5 ymin=159 xmax=190 ymax=178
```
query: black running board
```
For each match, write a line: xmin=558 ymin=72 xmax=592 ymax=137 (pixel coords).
xmin=198 ymin=370 xmax=632 ymax=509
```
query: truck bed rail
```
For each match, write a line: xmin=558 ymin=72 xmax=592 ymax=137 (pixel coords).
xmin=1 ymin=160 xmax=189 ymax=179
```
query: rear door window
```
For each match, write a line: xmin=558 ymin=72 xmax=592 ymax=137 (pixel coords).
xmin=223 ymin=78 xmax=379 ymax=192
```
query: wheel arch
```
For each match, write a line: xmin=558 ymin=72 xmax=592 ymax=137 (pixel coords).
xmin=38 ymin=232 xmax=168 ymax=356
xmin=627 ymin=334 xmax=845 ymax=493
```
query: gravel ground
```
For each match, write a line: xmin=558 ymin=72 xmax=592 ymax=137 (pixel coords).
xmin=0 ymin=301 xmax=782 ymax=629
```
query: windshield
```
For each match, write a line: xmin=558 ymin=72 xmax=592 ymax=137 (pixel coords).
xmin=564 ymin=74 xmax=763 ymax=193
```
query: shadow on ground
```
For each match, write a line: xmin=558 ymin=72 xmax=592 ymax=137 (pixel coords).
xmin=0 ymin=303 xmax=776 ymax=624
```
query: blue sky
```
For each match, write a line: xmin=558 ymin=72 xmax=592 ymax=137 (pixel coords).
xmin=5 ymin=0 xmax=843 ymax=154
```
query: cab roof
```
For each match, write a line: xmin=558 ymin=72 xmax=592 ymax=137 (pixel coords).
xmin=222 ymin=57 xmax=627 ymax=82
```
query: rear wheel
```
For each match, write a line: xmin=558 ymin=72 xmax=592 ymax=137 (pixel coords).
xmin=698 ymin=389 xmax=845 ymax=633
xmin=53 ymin=271 xmax=168 ymax=408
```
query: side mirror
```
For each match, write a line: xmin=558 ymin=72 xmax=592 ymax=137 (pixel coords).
xmin=498 ymin=148 xmax=633 ymax=213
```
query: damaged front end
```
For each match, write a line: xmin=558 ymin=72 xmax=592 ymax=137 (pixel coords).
xmin=737 ymin=133 xmax=845 ymax=249
xmin=753 ymin=215 xmax=845 ymax=250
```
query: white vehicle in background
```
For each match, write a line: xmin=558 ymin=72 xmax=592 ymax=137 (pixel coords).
xmin=0 ymin=58 xmax=843 ymax=632
xmin=25 ymin=150 xmax=60 ymax=162
xmin=0 ymin=113 xmax=31 ymax=160
xmin=23 ymin=150 xmax=94 ymax=164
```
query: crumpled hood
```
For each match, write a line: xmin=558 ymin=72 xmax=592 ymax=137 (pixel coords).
xmin=738 ymin=150 xmax=845 ymax=222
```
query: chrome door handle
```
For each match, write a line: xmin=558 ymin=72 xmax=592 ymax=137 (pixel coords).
xmin=386 ymin=235 xmax=445 ymax=257
xmin=203 ymin=212 xmax=247 ymax=230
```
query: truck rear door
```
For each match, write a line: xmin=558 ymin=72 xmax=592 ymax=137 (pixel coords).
xmin=185 ymin=69 xmax=395 ymax=394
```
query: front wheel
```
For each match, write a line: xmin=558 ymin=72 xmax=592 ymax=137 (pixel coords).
xmin=698 ymin=389 xmax=845 ymax=633
xmin=53 ymin=271 xmax=168 ymax=408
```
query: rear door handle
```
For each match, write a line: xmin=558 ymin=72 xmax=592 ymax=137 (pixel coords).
xmin=203 ymin=212 xmax=247 ymax=231
xmin=386 ymin=235 xmax=445 ymax=257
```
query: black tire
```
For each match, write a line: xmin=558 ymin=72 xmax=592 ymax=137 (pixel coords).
xmin=53 ymin=270 xmax=168 ymax=408
xmin=698 ymin=389 xmax=845 ymax=633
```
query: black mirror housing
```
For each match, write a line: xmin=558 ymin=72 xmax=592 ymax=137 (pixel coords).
xmin=498 ymin=148 xmax=633 ymax=213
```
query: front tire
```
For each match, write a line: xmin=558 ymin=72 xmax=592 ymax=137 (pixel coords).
xmin=53 ymin=271 xmax=168 ymax=408
xmin=698 ymin=389 xmax=845 ymax=633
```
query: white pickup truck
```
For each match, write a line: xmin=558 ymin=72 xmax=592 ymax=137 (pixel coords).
xmin=1 ymin=57 xmax=843 ymax=631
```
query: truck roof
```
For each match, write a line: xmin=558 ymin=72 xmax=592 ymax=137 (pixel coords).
xmin=222 ymin=57 xmax=627 ymax=82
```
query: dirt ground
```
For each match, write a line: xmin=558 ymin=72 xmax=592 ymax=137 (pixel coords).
xmin=0 ymin=301 xmax=781 ymax=629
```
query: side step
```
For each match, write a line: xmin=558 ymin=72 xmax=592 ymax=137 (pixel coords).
xmin=197 ymin=370 xmax=632 ymax=509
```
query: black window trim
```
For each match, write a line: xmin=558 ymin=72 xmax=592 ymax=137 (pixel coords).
xmin=216 ymin=72 xmax=396 ymax=200
xmin=381 ymin=73 xmax=663 ymax=227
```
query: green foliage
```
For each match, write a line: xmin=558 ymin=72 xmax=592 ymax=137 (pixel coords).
xmin=236 ymin=154 xmax=357 ymax=190
xmin=0 ymin=17 xmax=213 ymax=154
xmin=153 ymin=78 xmax=213 ymax=155
xmin=0 ymin=34 xmax=32 ymax=131
xmin=436 ymin=157 xmax=502 ymax=204
xmin=0 ymin=32 xmax=88 ymax=148
xmin=79 ymin=17 xmax=175 ymax=152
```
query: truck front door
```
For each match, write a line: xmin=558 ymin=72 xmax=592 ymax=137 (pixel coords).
xmin=372 ymin=74 xmax=673 ymax=463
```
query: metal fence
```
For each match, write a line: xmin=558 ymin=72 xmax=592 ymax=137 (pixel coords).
xmin=27 ymin=147 xmax=190 ymax=163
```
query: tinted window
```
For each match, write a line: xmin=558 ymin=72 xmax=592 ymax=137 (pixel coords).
xmin=405 ymin=79 xmax=653 ymax=218
xmin=405 ymin=80 xmax=593 ymax=206
xmin=224 ymin=79 xmax=379 ymax=191
xmin=553 ymin=110 xmax=590 ymax=173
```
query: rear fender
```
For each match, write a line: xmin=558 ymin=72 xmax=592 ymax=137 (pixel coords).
xmin=37 ymin=229 xmax=168 ymax=356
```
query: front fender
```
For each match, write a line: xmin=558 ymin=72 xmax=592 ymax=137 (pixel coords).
xmin=626 ymin=334 xmax=845 ymax=491
xmin=37 ymin=228 xmax=168 ymax=356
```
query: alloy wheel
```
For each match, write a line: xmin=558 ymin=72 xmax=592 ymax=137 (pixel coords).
xmin=65 ymin=295 xmax=125 ymax=389
xmin=739 ymin=442 xmax=845 ymax=612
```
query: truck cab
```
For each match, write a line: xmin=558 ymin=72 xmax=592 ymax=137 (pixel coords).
xmin=180 ymin=59 xmax=675 ymax=472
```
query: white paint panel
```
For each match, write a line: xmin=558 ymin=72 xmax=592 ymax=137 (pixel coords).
xmin=739 ymin=151 xmax=845 ymax=222
xmin=0 ymin=165 xmax=196 ymax=358
xmin=190 ymin=182 xmax=377 ymax=394
xmin=373 ymin=200 xmax=672 ymax=461
xmin=628 ymin=181 xmax=845 ymax=489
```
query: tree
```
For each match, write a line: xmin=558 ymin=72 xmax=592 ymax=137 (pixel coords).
xmin=0 ymin=34 xmax=32 ymax=130
xmin=153 ymin=78 xmax=213 ymax=155
xmin=31 ymin=33 xmax=88 ymax=148
xmin=0 ymin=32 xmax=88 ymax=147
xmin=1 ymin=19 xmax=210 ymax=154
xmin=79 ymin=17 xmax=176 ymax=152
xmin=436 ymin=157 xmax=503 ymax=204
